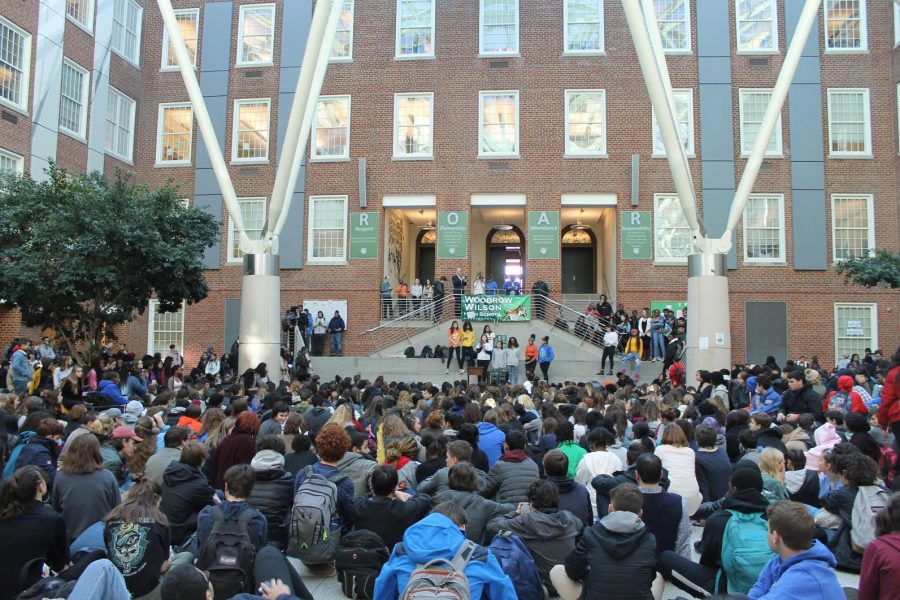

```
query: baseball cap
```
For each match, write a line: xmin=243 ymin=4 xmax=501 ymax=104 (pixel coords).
xmin=102 ymin=408 xmax=123 ymax=419
xmin=112 ymin=425 xmax=143 ymax=443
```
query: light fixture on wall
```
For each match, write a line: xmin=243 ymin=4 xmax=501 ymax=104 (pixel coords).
xmin=492 ymin=209 xmax=513 ymax=231
xmin=570 ymin=208 xmax=590 ymax=230
xmin=418 ymin=209 xmax=436 ymax=230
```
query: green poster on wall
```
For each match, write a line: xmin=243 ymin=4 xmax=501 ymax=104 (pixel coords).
xmin=528 ymin=211 xmax=559 ymax=259
xmin=437 ymin=211 xmax=468 ymax=259
xmin=349 ymin=212 xmax=379 ymax=259
xmin=461 ymin=294 xmax=531 ymax=321
xmin=620 ymin=211 xmax=652 ymax=259
xmin=650 ymin=301 xmax=687 ymax=318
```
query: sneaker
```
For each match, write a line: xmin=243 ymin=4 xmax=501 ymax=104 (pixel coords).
xmin=607 ymin=370 xmax=613 ymax=375
xmin=459 ymin=368 xmax=465 ymax=374
xmin=445 ymin=369 xmax=449 ymax=374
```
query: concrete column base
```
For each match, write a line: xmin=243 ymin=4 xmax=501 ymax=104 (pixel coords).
xmin=685 ymin=253 xmax=732 ymax=377
xmin=238 ymin=254 xmax=282 ymax=375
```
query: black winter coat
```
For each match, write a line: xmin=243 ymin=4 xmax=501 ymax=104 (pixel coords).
xmin=350 ymin=493 xmax=432 ymax=550
xmin=160 ymin=462 xmax=214 ymax=546
xmin=781 ymin=384 xmax=824 ymax=422
xmin=246 ymin=468 xmax=294 ymax=548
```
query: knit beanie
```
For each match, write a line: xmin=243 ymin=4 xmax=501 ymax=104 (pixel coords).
xmin=730 ymin=462 xmax=764 ymax=492
xmin=251 ymin=449 xmax=285 ymax=471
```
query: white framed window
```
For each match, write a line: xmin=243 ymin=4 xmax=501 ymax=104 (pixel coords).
xmin=565 ymin=89 xmax=606 ymax=156
xmin=105 ymin=87 xmax=135 ymax=162
xmin=237 ymin=3 xmax=275 ymax=66
xmin=0 ymin=149 xmax=23 ymax=175
xmin=479 ymin=91 xmax=519 ymax=158
xmin=147 ymin=299 xmax=185 ymax=357
xmin=827 ymin=88 xmax=871 ymax=157
xmin=393 ymin=93 xmax=433 ymax=159
xmin=654 ymin=193 xmax=693 ymax=263
xmin=156 ymin=103 xmax=193 ymax=166
xmin=161 ymin=8 xmax=199 ymax=71
xmin=312 ymin=95 xmax=351 ymax=161
xmin=307 ymin=195 xmax=348 ymax=264
xmin=330 ymin=0 xmax=354 ymax=61
xmin=111 ymin=0 xmax=142 ymax=65
xmin=655 ymin=0 xmax=691 ymax=53
xmin=834 ymin=303 xmax=877 ymax=362
xmin=738 ymin=89 xmax=782 ymax=156
xmin=831 ymin=194 xmax=874 ymax=261
xmin=59 ymin=59 xmax=89 ymax=139
xmin=652 ymin=88 xmax=694 ymax=156
xmin=895 ymin=2 xmax=900 ymax=47
xmin=480 ymin=0 xmax=518 ymax=55
xmin=736 ymin=0 xmax=777 ymax=53
xmin=564 ymin=0 xmax=604 ymax=54
xmin=825 ymin=0 xmax=867 ymax=52
xmin=0 ymin=17 xmax=32 ymax=113
xmin=396 ymin=0 xmax=435 ymax=58
xmin=67 ymin=0 xmax=95 ymax=32
xmin=742 ymin=195 xmax=785 ymax=263
xmin=228 ymin=197 xmax=266 ymax=262
xmin=232 ymin=99 xmax=271 ymax=163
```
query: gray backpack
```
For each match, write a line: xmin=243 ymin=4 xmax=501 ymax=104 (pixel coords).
xmin=288 ymin=466 xmax=346 ymax=563
xmin=400 ymin=539 xmax=476 ymax=600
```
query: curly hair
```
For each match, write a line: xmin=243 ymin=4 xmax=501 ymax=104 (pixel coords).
xmin=315 ymin=423 xmax=350 ymax=463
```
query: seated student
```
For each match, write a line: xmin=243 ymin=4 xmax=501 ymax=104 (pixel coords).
xmin=283 ymin=434 xmax=317 ymax=477
xmin=372 ymin=502 xmax=517 ymax=600
xmin=748 ymin=501 xmax=844 ymax=600
xmin=161 ymin=441 xmax=215 ymax=547
xmin=550 ymin=483 xmax=657 ymax=600
xmin=845 ymin=412 xmax=881 ymax=464
xmin=759 ymin=448 xmax=790 ymax=503
xmin=738 ymin=429 xmax=762 ymax=465
xmin=859 ymin=492 xmax=900 ymax=600
xmin=481 ymin=430 xmax=540 ymax=504
xmin=657 ymin=463 xmax=770 ymax=597
xmin=336 ymin=431 xmax=378 ymax=498
xmin=575 ymin=427 xmax=622 ymax=509
xmin=750 ymin=375 xmax=782 ymax=415
xmin=432 ymin=463 xmax=515 ymax=544
xmin=634 ymin=454 xmax=691 ymax=559
xmin=693 ymin=423 xmax=732 ymax=503
xmin=592 ymin=438 xmax=671 ymax=518
xmin=486 ymin=479 xmax=581 ymax=595
xmin=350 ymin=465 xmax=432 ymax=550
xmin=820 ymin=450 xmax=881 ymax=571
xmin=417 ymin=440 xmax=488 ymax=495
xmin=750 ymin=412 xmax=788 ymax=456
xmin=146 ymin=426 xmax=191 ymax=486
xmin=544 ymin=449 xmax=593 ymax=528
xmin=197 ymin=464 xmax=268 ymax=551
xmin=293 ymin=423 xmax=354 ymax=533
xmin=257 ymin=402 xmax=290 ymax=438
xmin=246 ymin=436 xmax=294 ymax=550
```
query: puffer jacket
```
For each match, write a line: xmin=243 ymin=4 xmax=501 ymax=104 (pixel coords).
xmin=160 ymin=461 xmax=214 ymax=546
xmin=246 ymin=467 xmax=294 ymax=548
xmin=481 ymin=450 xmax=540 ymax=504
xmin=781 ymin=383 xmax=824 ymax=422
xmin=432 ymin=489 xmax=515 ymax=544
xmin=336 ymin=451 xmax=378 ymax=497
xmin=877 ymin=365 xmax=900 ymax=430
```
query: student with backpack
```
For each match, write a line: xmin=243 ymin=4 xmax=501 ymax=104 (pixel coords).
xmin=859 ymin=491 xmax=900 ymax=600
xmin=824 ymin=375 xmax=867 ymax=416
xmin=350 ymin=465 xmax=432 ymax=550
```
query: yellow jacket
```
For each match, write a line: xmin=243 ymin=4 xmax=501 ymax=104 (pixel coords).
xmin=624 ymin=336 xmax=642 ymax=355
xmin=461 ymin=330 xmax=475 ymax=347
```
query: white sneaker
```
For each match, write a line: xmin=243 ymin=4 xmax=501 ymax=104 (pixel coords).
xmin=445 ymin=369 xmax=449 ymax=374
xmin=459 ymin=368 xmax=464 ymax=374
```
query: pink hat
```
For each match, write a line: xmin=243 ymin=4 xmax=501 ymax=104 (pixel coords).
xmin=112 ymin=425 xmax=143 ymax=443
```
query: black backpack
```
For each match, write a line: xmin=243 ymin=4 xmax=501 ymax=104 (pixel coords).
xmin=196 ymin=507 xmax=257 ymax=599
xmin=334 ymin=530 xmax=390 ymax=599
xmin=404 ymin=347 xmax=416 ymax=358
xmin=433 ymin=345 xmax=446 ymax=360
xmin=420 ymin=345 xmax=433 ymax=358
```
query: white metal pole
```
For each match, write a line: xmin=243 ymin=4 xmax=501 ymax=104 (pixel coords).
xmin=722 ymin=0 xmax=822 ymax=241
xmin=156 ymin=0 xmax=250 ymax=248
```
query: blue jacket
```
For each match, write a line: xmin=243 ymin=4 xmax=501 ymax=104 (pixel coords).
xmin=751 ymin=387 xmax=782 ymax=415
xmin=125 ymin=375 xmax=148 ymax=399
xmin=10 ymin=348 xmax=33 ymax=383
xmin=14 ymin=434 xmax=59 ymax=488
xmin=373 ymin=513 xmax=517 ymax=600
xmin=477 ymin=422 xmax=506 ymax=468
xmin=748 ymin=540 xmax=843 ymax=600
xmin=538 ymin=344 xmax=555 ymax=363
xmin=97 ymin=379 xmax=128 ymax=406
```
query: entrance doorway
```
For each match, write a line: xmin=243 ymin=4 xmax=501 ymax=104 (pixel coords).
xmin=561 ymin=225 xmax=596 ymax=293
xmin=416 ymin=229 xmax=436 ymax=283
xmin=485 ymin=226 xmax=524 ymax=287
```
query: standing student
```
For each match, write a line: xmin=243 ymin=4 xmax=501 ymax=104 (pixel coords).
xmin=475 ymin=334 xmax=494 ymax=375
xmin=538 ymin=336 xmax=555 ymax=381
xmin=461 ymin=321 xmax=476 ymax=369
xmin=601 ymin=325 xmax=617 ymax=375
xmin=622 ymin=329 xmax=643 ymax=381
xmin=311 ymin=311 xmax=328 ymax=357
xmin=524 ymin=335 xmax=539 ymax=381
xmin=505 ymin=337 xmax=520 ymax=384
xmin=452 ymin=268 xmax=467 ymax=317
xmin=446 ymin=321 xmax=463 ymax=375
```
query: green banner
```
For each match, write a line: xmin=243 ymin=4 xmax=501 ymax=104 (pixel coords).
xmin=461 ymin=294 xmax=531 ymax=321
xmin=349 ymin=212 xmax=379 ymax=259
xmin=528 ymin=211 xmax=559 ymax=259
xmin=621 ymin=211 xmax=652 ymax=259
xmin=437 ymin=211 xmax=468 ymax=259
xmin=651 ymin=301 xmax=687 ymax=318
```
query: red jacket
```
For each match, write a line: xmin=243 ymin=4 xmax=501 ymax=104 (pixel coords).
xmin=878 ymin=366 xmax=900 ymax=430
xmin=859 ymin=533 xmax=900 ymax=600
xmin=823 ymin=375 xmax=867 ymax=415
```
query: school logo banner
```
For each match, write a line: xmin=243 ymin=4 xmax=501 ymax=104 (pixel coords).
xmin=462 ymin=294 xmax=531 ymax=321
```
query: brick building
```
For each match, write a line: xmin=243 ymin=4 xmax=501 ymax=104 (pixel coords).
xmin=0 ymin=0 xmax=897 ymax=368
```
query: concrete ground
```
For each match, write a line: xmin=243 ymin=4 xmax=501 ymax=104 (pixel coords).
xmin=287 ymin=525 xmax=860 ymax=599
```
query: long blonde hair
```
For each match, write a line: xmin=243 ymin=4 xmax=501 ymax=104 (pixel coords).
xmin=327 ymin=404 xmax=356 ymax=428
xmin=759 ymin=448 xmax=785 ymax=481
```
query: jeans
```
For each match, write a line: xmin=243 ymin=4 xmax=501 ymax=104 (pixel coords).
xmin=651 ymin=332 xmax=665 ymax=359
xmin=330 ymin=332 xmax=343 ymax=355
xmin=507 ymin=365 xmax=519 ymax=383
xmin=68 ymin=559 xmax=131 ymax=600
xmin=623 ymin=352 xmax=641 ymax=378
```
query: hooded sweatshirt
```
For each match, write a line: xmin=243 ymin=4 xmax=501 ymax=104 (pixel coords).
xmin=748 ymin=540 xmax=843 ymax=600
xmin=824 ymin=375 xmax=867 ymax=415
xmin=486 ymin=508 xmax=582 ymax=585
xmin=477 ymin=422 xmax=506 ymax=468
xmin=160 ymin=461 xmax=214 ymax=546
xmin=859 ymin=532 xmax=900 ymax=600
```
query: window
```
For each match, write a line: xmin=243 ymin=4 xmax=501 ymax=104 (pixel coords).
xmin=161 ymin=9 xmax=199 ymax=70
xmin=0 ymin=149 xmax=23 ymax=175
xmin=312 ymin=96 xmax=350 ymax=160
xmin=67 ymin=0 xmax=94 ymax=32
xmin=652 ymin=88 xmax=694 ymax=156
xmin=736 ymin=0 xmax=777 ymax=52
xmin=831 ymin=194 xmax=874 ymax=261
xmin=654 ymin=0 xmax=690 ymax=53
xmin=237 ymin=4 xmax=275 ymax=66
xmin=654 ymin=194 xmax=693 ymax=263
xmin=228 ymin=197 xmax=266 ymax=262
xmin=396 ymin=0 xmax=435 ymax=58
xmin=308 ymin=195 xmax=348 ymax=263
xmin=895 ymin=2 xmax=900 ymax=47
xmin=742 ymin=195 xmax=784 ymax=262
xmin=738 ymin=89 xmax=782 ymax=156
xmin=479 ymin=91 xmax=519 ymax=158
xmin=111 ymin=0 xmax=142 ymax=65
xmin=825 ymin=0 xmax=867 ymax=51
xmin=156 ymin=103 xmax=193 ymax=165
xmin=834 ymin=303 xmax=877 ymax=361
xmin=147 ymin=299 xmax=185 ymax=357
xmin=564 ymin=0 xmax=603 ymax=54
xmin=0 ymin=17 xmax=31 ymax=112
xmin=393 ymin=93 xmax=433 ymax=159
xmin=565 ymin=89 xmax=606 ymax=156
xmin=330 ymin=0 xmax=353 ymax=61
xmin=59 ymin=59 xmax=89 ymax=139
xmin=232 ymin=99 xmax=271 ymax=163
xmin=480 ymin=0 xmax=518 ymax=55
xmin=105 ymin=88 xmax=135 ymax=161
xmin=827 ymin=88 xmax=871 ymax=157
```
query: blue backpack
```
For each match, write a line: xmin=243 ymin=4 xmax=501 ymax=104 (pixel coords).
xmin=487 ymin=531 xmax=543 ymax=600
xmin=716 ymin=510 xmax=775 ymax=594
xmin=2 ymin=431 xmax=34 ymax=479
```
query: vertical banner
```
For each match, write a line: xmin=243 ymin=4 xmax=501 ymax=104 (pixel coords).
xmin=349 ymin=212 xmax=379 ymax=259
xmin=620 ymin=211 xmax=652 ymax=259
xmin=527 ymin=210 xmax=559 ymax=259
xmin=437 ymin=210 xmax=468 ymax=258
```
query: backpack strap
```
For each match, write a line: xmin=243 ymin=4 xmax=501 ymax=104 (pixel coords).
xmin=449 ymin=540 xmax=476 ymax=572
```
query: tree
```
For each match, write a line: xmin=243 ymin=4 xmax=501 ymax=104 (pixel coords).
xmin=0 ymin=165 xmax=218 ymax=364
xmin=835 ymin=250 xmax=900 ymax=290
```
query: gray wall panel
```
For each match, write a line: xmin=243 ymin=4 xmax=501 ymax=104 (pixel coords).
xmin=791 ymin=162 xmax=825 ymax=190
xmin=698 ymin=57 xmax=732 ymax=84
xmin=194 ymin=96 xmax=228 ymax=169
xmin=787 ymin=85 xmax=824 ymax=161
xmin=199 ymin=2 xmax=234 ymax=73
xmin=702 ymin=189 xmax=737 ymax=265
xmin=696 ymin=0 xmax=731 ymax=55
xmin=224 ymin=299 xmax=242 ymax=351
xmin=791 ymin=190 xmax=827 ymax=269
xmin=195 ymin=195 xmax=223 ymax=269
xmin=698 ymin=85 xmax=735 ymax=159
xmin=745 ymin=302 xmax=788 ymax=365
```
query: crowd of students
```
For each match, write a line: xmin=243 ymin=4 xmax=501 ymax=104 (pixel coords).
xmin=0 ymin=336 xmax=897 ymax=600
